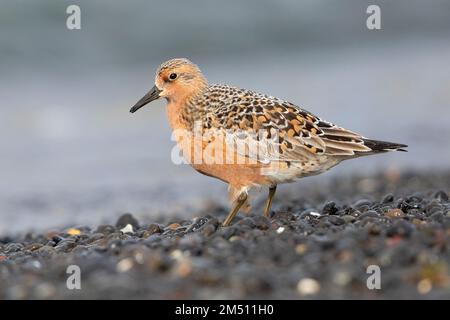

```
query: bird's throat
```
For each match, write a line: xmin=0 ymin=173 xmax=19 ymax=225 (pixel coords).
xmin=166 ymin=88 xmax=207 ymax=132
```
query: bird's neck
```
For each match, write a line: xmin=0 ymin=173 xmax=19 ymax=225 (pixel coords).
xmin=166 ymin=85 xmax=208 ymax=132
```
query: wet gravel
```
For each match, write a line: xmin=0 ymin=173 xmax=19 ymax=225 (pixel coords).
xmin=0 ymin=171 xmax=449 ymax=299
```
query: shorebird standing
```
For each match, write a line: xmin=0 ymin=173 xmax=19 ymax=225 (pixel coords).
xmin=130 ymin=58 xmax=407 ymax=227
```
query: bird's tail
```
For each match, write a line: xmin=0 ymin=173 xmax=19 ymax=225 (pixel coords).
xmin=362 ymin=138 xmax=408 ymax=153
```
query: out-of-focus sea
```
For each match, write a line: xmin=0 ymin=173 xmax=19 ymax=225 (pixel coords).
xmin=1 ymin=0 xmax=449 ymax=233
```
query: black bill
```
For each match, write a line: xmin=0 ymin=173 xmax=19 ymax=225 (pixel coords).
xmin=130 ymin=85 xmax=162 ymax=113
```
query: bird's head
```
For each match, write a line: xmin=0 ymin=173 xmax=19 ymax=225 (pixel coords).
xmin=130 ymin=58 xmax=207 ymax=113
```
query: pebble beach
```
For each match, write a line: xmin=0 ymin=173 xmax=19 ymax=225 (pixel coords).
xmin=1 ymin=170 xmax=449 ymax=299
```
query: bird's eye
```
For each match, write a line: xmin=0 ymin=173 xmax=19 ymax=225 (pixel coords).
xmin=169 ymin=73 xmax=178 ymax=81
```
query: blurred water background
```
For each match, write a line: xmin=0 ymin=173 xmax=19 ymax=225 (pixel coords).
xmin=1 ymin=0 xmax=449 ymax=233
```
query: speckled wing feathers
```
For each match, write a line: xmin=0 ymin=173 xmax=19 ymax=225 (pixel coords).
xmin=196 ymin=85 xmax=372 ymax=162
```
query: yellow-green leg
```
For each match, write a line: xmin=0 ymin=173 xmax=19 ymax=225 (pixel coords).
xmin=263 ymin=186 xmax=277 ymax=217
xmin=222 ymin=193 xmax=248 ymax=227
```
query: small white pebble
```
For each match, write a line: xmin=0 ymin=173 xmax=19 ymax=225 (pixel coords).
xmin=117 ymin=258 xmax=134 ymax=272
xmin=333 ymin=271 xmax=351 ymax=286
xmin=134 ymin=252 xmax=144 ymax=264
xmin=417 ymin=279 xmax=432 ymax=294
xmin=295 ymin=244 xmax=308 ymax=255
xmin=297 ymin=278 xmax=320 ymax=296
xmin=309 ymin=212 xmax=321 ymax=217
xmin=229 ymin=236 xmax=241 ymax=242
xmin=120 ymin=224 xmax=134 ymax=234
xmin=276 ymin=227 xmax=285 ymax=234
xmin=35 ymin=283 xmax=56 ymax=299
xmin=170 ymin=249 xmax=184 ymax=260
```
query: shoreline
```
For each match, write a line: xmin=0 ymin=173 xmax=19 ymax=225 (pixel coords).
xmin=0 ymin=170 xmax=449 ymax=299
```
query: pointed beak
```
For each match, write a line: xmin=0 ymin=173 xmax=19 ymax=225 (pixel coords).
xmin=130 ymin=85 xmax=162 ymax=113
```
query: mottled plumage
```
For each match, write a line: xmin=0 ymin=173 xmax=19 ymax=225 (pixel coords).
xmin=130 ymin=58 xmax=407 ymax=226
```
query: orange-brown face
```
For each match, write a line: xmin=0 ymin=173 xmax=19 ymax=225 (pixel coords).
xmin=130 ymin=58 xmax=207 ymax=113
xmin=156 ymin=63 xmax=204 ymax=100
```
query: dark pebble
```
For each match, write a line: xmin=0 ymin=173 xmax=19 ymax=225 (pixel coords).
xmin=380 ymin=205 xmax=394 ymax=213
xmin=95 ymin=224 xmax=116 ymax=235
xmin=317 ymin=219 xmax=332 ymax=228
xmin=407 ymin=209 xmax=425 ymax=219
xmin=116 ymin=213 xmax=140 ymax=229
xmin=121 ymin=239 xmax=139 ymax=246
xmin=358 ymin=217 xmax=377 ymax=227
xmin=36 ymin=245 xmax=56 ymax=258
xmin=272 ymin=211 xmax=296 ymax=222
xmin=429 ymin=212 xmax=445 ymax=223
xmin=358 ymin=210 xmax=380 ymax=219
xmin=206 ymin=217 xmax=220 ymax=228
xmin=342 ymin=215 xmax=356 ymax=223
xmin=107 ymin=232 xmax=127 ymax=241
xmin=358 ymin=205 xmax=371 ymax=212
xmin=178 ymin=233 xmax=203 ymax=251
xmin=353 ymin=199 xmax=372 ymax=208
xmin=146 ymin=223 xmax=163 ymax=235
xmin=367 ymin=223 xmax=383 ymax=236
xmin=0 ymin=236 xmax=14 ymax=244
xmin=322 ymin=201 xmax=339 ymax=215
xmin=84 ymin=233 xmax=105 ymax=244
xmin=71 ymin=245 xmax=89 ymax=256
xmin=342 ymin=207 xmax=361 ymax=218
xmin=434 ymin=190 xmax=449 ymax=202
xmin=163 ymin=226 xmax=188 ymax=237
xmin=382 ymin=193 xmax=394 ymax=203
xmin=299 ymin=210 xmax=320 ymax=221
xmin=201 ymin=224 xmax=217 ymax=237
xmin=186 ymin=217 xmax=209 ymax=232
xmin=51 ymin=236 xmax=64 ymax=244
xmin=55 ymin=239 xmax=77 ymax=253
xmin=406 ymin=195 xmax=423 ymax=203
xmin=312 ymin=235 xmax=335 ymax=250
xmin=237 ymin=217 xmax=256 ymax=228
xmin=397 ymin=200 xmax=416 ymax=213
xmin=218 ymin=226 xmax=239 ymax=240
xmin=3 ymin=243 xmax=24 ymax=254
xmin=107 ymin=239 xmax=123 ymax=253
xmin=89 ymin=239 xmax=108 ymax=251
xmin=25 ymin=243 xmax=43 ymax=252
xmin=252 ymin=216 xmax=270 ymax=230
xmin=46 ymin=240 xmax=56 ymax=247
xmin=327 ymin=216 xmax=346 ymax=226
xmin=425 ymin=204 xmax=444 ymax=217
xmin=143 ymin=234 xmax=162 ymax=246
xmin=386 ymin=220 xmax=414 ymax=238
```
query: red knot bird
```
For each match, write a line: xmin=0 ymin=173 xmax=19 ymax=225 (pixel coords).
xmin=130 ymin=58 xmax=407 ymax=226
